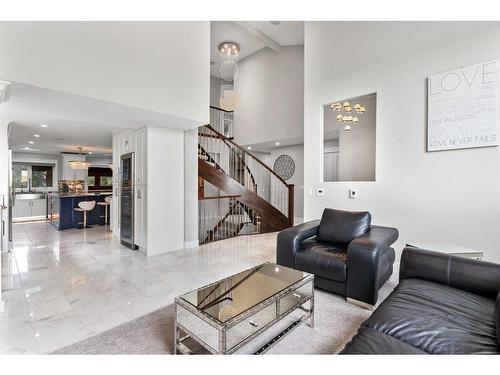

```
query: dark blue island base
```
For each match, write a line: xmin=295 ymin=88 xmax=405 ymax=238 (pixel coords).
xmin=48 ymin=192 xmax=112 ymax=230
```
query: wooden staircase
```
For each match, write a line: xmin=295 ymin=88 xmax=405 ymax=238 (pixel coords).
xmin=198 ymin=108 xmax=294 ymax=244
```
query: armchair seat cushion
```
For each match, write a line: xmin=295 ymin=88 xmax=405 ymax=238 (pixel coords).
xmin=295 ymin=238 xmax=347 ymax=282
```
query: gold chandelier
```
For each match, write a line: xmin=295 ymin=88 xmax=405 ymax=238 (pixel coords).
xmin=68 ymin=146 xmax=92 ymax=170
xmin=330 ymin=101 xmax=366 ymax=132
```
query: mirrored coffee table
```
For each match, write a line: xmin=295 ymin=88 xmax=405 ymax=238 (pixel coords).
xmin=174 ymin=262 xmax=314 ymax=355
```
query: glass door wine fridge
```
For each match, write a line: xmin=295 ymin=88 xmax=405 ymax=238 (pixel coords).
xmin=120 ymin=152 xmax=138 ymax=249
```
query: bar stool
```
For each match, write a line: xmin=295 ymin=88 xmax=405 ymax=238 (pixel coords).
xmin=74 ymin=200 xmax=96 ymax=229
xmin=97 ymin=196 xmax=112 ymax=226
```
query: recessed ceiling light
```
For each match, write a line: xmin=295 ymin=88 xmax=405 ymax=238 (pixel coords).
xmin=33 ymin=134 xmax=40 ymax=138
xmin=270 ymin=21 xmax=281 ymax=25
xmin=24 ymin=147 xmax=30 ymax=150
xmin=29 ymin=141 xmax=34 ymax=144
xmin=275 ymin=142 xmax=280 ymax=146
xmin=247 ymin=146 xmax=252 ymax=150
xmin=88 ymin=151 xmax=93 ymax=154
xmin=41 ymin=124 xmax=48 ymax=128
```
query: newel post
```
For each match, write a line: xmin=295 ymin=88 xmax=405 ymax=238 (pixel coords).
xmin=288 ymin=184 xmax=295 ymax=227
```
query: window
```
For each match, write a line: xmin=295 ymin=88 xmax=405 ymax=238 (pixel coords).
xmin=13 ymin=163 xmax=54 ymax=190
xmin=87 ymin=167 xmax=113 ymax=190
xmin=32 ymin=165 xmax=53 ymax=187
xmin=100 ymin=176 xmax=113 ymax=187
xmin=13 ymin=164 xmax=29 ymax=189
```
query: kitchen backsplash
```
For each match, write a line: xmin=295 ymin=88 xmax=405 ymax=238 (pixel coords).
xmin=58 ymin=179 xmax=84 ymax=194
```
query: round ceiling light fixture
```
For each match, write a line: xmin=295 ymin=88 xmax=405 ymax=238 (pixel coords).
xmin=218 ymin=41 xmax=240 ymax=55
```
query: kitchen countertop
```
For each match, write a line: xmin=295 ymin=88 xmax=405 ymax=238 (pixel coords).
xmin=48 ymin=192 xmax=113 ymax=198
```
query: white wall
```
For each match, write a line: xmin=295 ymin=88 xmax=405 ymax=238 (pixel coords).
xmin=210 ymin=75 xmax=223 ymax=108
xmin=86 ymin=155 xmax=112 ymax=168
xmin=184 ymin=128 xmax=198 ymax=248
xmin=268 ymin=145 xmax=304 ymax=222
xmin=0 ymin=22 xmax=210 ymax=128
xmin=304 ymin=22 xmax=500 ymax=262
xmin=146 ymin=126 xmax=185 ymax=255
xmin=233 ymin=46 xmax=304 ymax=145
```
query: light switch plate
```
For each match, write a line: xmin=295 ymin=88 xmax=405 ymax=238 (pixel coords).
xmin=316 ymin=188 xmax=325 ymax=196
xmin=349 ymin=189 xmax=357 ymax=199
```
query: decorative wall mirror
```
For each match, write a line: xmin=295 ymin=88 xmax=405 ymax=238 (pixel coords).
xmin=323 ymin=92 xmax=377 ymax=182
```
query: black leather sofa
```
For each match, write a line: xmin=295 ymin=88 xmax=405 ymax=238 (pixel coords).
xmin=342 ymin=247 xmax=500 ymax=354
xmin=277 ymin=209 xmax=399 ymax=307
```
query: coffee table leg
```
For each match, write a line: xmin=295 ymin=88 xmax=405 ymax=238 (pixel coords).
xmin=218 ymin=327 xmax=227 ymax=354
xmin=174 ymin=303 xmax=179 ymax=354
xmin=309 ymin=294 xmax=315 ymax=328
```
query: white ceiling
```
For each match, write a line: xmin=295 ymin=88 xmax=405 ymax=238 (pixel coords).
xmin=210 ymin=21 xmax=304 ymax=78
xmin=2 ymin=82 xmax=201 ymax=155
xmin=244 ymin=134 xmax=305 ymax=153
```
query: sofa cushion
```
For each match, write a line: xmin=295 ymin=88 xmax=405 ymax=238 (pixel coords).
xmin=362 ymin=278 xmax=499 ymax=354
xmin=342 ymin=327 xmax=425 ymax=354
xmin=295 ymin=238 xmax=347 ymax=282
xmin=496 ymin=292 xmax=500 ymax=346
xmin=317 ymin=209 xmax=371 ymax=246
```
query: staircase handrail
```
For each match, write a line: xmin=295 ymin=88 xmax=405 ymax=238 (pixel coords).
xmin=204 ymin=124 xmax=292 ymax=188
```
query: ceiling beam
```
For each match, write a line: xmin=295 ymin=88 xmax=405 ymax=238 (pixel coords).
xmin=233 ymin=22 xmax=283 ymax=52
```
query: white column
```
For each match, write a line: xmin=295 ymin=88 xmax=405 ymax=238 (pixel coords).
xmin=184 ymin=128 xmax=199 ymax=248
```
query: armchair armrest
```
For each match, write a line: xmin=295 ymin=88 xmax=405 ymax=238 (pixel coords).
xmin=277 ymin=220 xmax=320 ymax=268
xmin=346 ymin=226 xmax=399 ymax=305
xmin=400 ymin=247 xmax=500 ymax=299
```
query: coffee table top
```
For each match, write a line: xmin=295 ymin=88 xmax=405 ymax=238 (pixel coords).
xmin=179 ymin=263 xmax=311 ymax=323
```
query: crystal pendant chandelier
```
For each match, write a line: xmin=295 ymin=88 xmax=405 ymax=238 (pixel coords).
xmin=68 ymin=146 xmax=92 ymax=170
xmin=219 ymin=42 xmax=240 ymax=81
xmin=219 ymin=90 xmax=240 ymax=111
xmin=331 ymin=101 xmax=366 ymax=132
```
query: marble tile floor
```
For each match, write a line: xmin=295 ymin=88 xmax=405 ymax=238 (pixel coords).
xmin=0 ymin=221 xmax=276 ymax=354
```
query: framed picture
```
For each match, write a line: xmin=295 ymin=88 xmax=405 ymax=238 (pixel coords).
xmin=427 ymin=60 xmax=498 ymax=152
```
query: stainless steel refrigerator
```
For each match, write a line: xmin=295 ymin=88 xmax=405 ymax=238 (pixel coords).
xmin=120 ymin=152 xmax=138 ymax=250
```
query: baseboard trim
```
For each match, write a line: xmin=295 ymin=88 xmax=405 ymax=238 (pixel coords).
xmin=184 ymin=240 xmax=199 ymax=249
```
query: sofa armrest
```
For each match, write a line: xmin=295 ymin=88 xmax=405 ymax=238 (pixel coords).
xmin=346 ymin=226 xmax=399 ymax=305
xmin=277 ymin=220 xmax=320 ymax=268
xmin=400 ymin=247 xmax=500 ymax=299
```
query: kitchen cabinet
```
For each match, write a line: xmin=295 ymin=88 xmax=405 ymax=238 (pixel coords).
xmin=134 ymin=127 xmax=147 ymax=186
xmin=32 ymin=198 xmax=47 ymax=217
xmin=14 ymin=200 xmax=31 ymax=218
xmin=134 ymin=185 xmax=147 ymax=249
xmin=13 ymin=198 xmax=47 ymax=220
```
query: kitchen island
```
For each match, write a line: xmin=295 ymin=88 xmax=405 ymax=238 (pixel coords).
xmin=48 ymin=192 xmax=112 ymax=230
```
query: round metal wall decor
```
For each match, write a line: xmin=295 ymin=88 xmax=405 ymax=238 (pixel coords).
xmin=273 ymin=154 xmax=295 ymax=181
